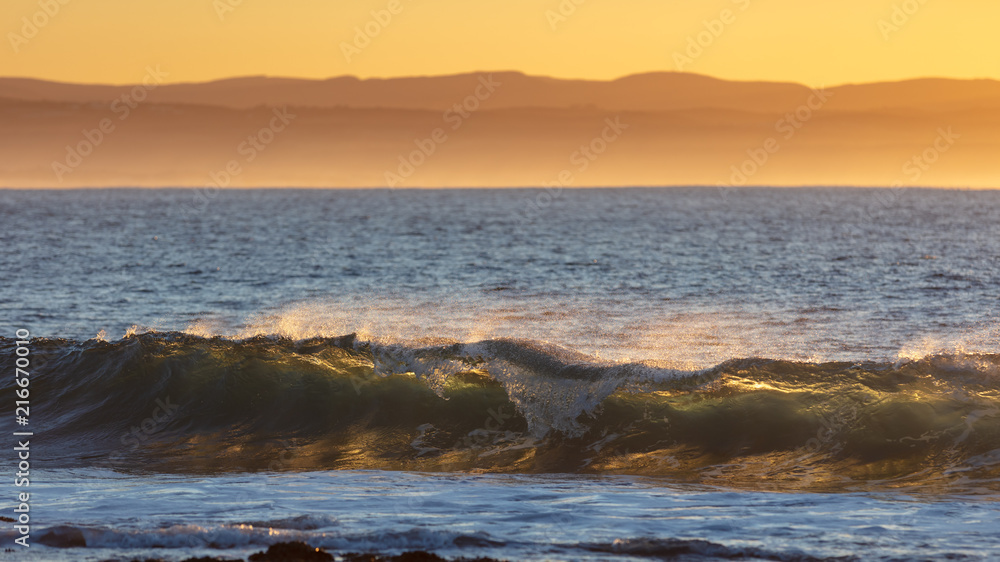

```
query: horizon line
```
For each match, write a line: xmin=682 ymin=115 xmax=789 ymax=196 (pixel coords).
xmin=3 ymin=70 xmax=999 ymax=90
xmin=1 ymin=186 xmax=993 ymax=191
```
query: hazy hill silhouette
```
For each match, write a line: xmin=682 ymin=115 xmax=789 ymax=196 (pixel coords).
xmin=1 ymin=72 xmax=998 ymax=188
xmin=5 ymin=72 xmax=1000 ymax=113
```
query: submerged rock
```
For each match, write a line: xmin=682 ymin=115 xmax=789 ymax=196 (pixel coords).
xmin=248 ymin=541 xmax=334 ymax=561
xmin=341 ymin=552 xmax=504 ymax=562
xmin=37 ymin=526 xmax=86 ymax=548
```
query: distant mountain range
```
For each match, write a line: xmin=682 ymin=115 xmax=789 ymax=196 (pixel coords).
xmin=5 ymin=72 xmax=1000 ymax=113
xmin=1 ymin=72 xmax=998 ymax=188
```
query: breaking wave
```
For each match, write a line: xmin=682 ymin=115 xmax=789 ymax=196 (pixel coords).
xmin=3 ymin=333 xmax=999 ymax=491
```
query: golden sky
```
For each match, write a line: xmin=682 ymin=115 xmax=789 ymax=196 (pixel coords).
xmin=1 ymin=0 xmax=996 ymax=86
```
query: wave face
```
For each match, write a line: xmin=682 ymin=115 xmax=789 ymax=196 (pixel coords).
xmin=3 ymin=333 xmax=999 ymax=491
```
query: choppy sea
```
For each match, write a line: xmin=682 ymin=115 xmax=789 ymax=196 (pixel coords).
xmin=2 ymin=187 xmax=999 ymax=560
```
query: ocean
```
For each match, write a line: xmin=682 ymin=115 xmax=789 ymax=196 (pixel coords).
xmin=1 ymin=187 xmax=999 ymax=561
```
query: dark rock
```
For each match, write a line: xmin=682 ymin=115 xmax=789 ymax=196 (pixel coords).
xmin=248 ymin=541 xmax=333 ymax=561
xmin=37 ymin=525 xmax=86 ymax=547
xmin=393 ymin=553 xmax=447 ymax=562
xmin=341 ymin=555 xmax=432 ymax=562
xmin=341 ymin=553 xmax=504 ymax=562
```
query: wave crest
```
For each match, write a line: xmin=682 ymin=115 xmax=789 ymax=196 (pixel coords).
xmin=3 ymin=333 xmax=998 ymax=490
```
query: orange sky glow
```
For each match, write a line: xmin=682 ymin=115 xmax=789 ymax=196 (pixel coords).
xmin=1 ymin=0 xmax=997 ymax=86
